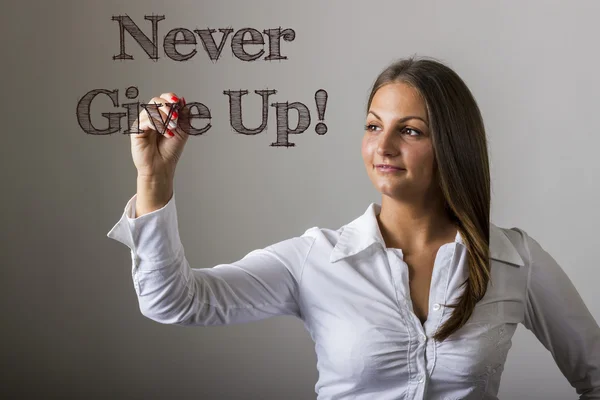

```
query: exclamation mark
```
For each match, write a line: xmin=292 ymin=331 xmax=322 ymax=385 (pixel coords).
xmin=314 ymin=89 xmax=328 ymax=135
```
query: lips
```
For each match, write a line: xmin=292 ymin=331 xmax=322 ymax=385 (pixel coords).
xmin=375 ymin=164 xmax=404 ymax=170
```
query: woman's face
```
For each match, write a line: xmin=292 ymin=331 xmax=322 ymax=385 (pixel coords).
xmin=361 ymin=82 xmax=436 ymax=201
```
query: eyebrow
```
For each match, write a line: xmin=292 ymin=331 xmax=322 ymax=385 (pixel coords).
xmin=368 ymin=111 xmax=429 ymax=127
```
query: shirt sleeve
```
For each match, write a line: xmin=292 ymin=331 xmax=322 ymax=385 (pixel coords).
xmin=106 ymin=193 xmax=317 ymax=326
xmin=521 ymin=230 xmax=600 ymax=399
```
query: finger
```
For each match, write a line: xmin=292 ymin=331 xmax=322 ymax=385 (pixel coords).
xmin=133 ymin=112 xmax=169 ymax=137
xmin=160 ymin=92 xmax=182 ymax=108
xmin=131 ymin=111 xmax=172 ymax=140
xmin=165 ymin=123 xmax=189 ymax=141
xmin=140 ymin=97 xmax=177 ymax=136
xmin=158 ymin=93 xmax=188 ymax=139
xmin=147 ymin=97 xmax=175 ymax=132
xmin=159 ymin=92 xmax=183 ymax=127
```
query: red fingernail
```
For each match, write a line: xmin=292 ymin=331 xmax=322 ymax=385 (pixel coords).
xmin=171 ymin=96 xmax=179 ymax=103
xmin=167 ymin=130 xmax=175 ymax=137
xmin=172 ymin=111 xmax=178 ymax=119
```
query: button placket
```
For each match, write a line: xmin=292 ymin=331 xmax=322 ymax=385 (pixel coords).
xmin=388 ymin=248 xmax=427 ymax=394
xmin=131 ymin=251 xmax=141 ymax=295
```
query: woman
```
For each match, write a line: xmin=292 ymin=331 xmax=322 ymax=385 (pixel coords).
xmin=107 ymin=56 xmax=600 ymax=399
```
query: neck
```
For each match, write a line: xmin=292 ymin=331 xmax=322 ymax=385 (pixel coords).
xmin=377 ymin=194 xmax=456 ymax=252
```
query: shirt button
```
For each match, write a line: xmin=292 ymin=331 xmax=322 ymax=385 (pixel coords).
xmin=420 ymin=334 xmax=427 ymax=342
xmin=417 ymin=375 xmax=424 ymax=383
xmin=432 ymin=303 xmax=441 ymax=311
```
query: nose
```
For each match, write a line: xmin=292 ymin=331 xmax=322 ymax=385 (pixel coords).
xmin=376 ymin=128 xmax=399 ymax=157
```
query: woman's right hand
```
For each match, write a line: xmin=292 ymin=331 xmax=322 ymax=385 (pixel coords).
xmin=130 ymin=92 xmax=190 ymax=181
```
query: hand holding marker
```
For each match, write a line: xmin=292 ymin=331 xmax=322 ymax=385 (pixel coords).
xmin=131 ymin=92 xmax=190 ymax=217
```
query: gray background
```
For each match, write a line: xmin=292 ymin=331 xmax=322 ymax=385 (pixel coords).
xmin=2 ymin=0 xmax=599 ymax=399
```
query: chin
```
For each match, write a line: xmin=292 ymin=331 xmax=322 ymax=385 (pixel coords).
xmin=375 ymin=184 xmax=403 ymax=196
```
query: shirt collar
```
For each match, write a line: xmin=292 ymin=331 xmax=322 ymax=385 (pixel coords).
xmin=329 ymin=202 xmax=524 ymax=267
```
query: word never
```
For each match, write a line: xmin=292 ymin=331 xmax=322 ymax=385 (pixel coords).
xmin=112 ymin=15 xmax=295 ymax=62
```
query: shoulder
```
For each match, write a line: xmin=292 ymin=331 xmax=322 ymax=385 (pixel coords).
xmin=489 ymin=222 xmax=531 ymax=268
xmin=490 ymin=223 xmax=562 ymax=280
xmin=261 ymin=225 xmax=343 ymax=263
xmin=492 ymin=224 xmax=544 ymax=265
xmin=491 ymin=222 xmax=529 ymax=245
xmin=301 ymin=225 xmax=344 ymax=244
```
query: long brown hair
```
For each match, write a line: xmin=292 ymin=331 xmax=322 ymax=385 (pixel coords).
xmin=366 ymin=55 xmax=491 ymax=342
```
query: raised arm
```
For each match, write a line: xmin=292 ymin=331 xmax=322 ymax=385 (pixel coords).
xmin=107 ymin=192 xmax=316 ymax=326
xmin=520 ymin=230 xmax=600 ymax=399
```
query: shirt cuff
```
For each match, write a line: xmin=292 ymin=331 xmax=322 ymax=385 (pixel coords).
xmin=106 ymin=192 xmax=183 ymax=269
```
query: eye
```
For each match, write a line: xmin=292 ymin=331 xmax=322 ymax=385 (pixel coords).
xmin=364 ymin=124 xmax=422 ymax=137
xmin=402 ymin=127 xmax=422 ymax=137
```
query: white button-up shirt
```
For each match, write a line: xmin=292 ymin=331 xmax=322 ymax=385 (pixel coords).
xmin=107 ymin=193 xmax=600 ymax=399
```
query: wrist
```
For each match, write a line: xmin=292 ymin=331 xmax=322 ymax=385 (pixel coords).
xmin=137 ymin=171 xmax=173 ymax=184
xmin=135 ymin=175 xmax=174 ymax=217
